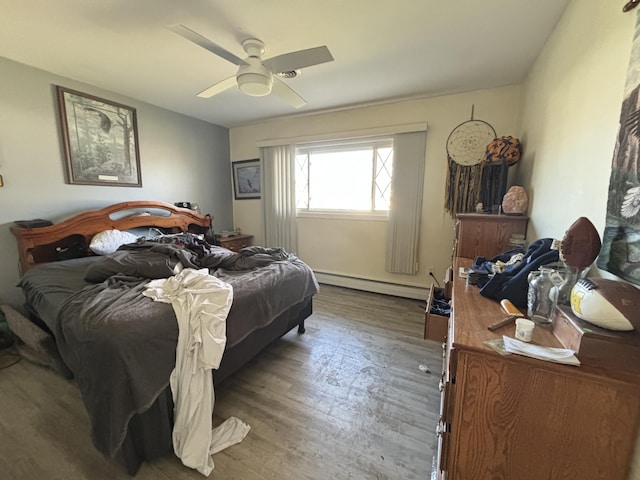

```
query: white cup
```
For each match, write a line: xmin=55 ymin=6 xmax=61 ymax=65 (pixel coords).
xmin=515 ymin=318 xmax=535 ymax=342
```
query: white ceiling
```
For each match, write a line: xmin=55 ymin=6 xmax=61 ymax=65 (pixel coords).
xmin=0 ymin=0 xmax=569 ymax=128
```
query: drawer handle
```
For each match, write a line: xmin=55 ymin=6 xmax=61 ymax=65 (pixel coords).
xmin=436 ymin=420 xmax=450 ymax=436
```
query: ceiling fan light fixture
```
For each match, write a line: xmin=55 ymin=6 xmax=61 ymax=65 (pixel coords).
xmin=237 ymin=72 xmax=273 ymax=96
xmin=237 ymin=56 xmax=273 ymax=96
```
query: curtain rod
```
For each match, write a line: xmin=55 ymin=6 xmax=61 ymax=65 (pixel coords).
xmin=256 ymin=122 xmax=428 ymax=148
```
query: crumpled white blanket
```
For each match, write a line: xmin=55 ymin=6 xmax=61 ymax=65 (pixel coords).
xmin=144 ymin=268 xmax=250 ymax=476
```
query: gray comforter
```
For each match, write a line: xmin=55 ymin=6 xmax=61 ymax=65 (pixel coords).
xmin=47 ymin=235 xmax=318 ymax=458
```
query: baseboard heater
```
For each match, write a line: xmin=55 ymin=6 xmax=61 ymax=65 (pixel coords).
xmin=313 ymin=271 xmax=428 ymax=300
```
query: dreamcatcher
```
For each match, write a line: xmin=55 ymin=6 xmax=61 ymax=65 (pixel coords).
xmin=445 ymin=107 xmax=496 ymax=215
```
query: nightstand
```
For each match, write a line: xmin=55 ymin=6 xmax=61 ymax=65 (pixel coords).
xmin=216 ymin=234 xmax=253 ymax=252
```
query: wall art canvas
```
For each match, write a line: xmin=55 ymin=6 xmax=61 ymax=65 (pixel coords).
xmin=56 ymin=86 xmax=142 ymax=186
xmin=598 ymin=13 xmax=640 ymax=286
xmin=232 ymin=159 xmax=261 ymax=199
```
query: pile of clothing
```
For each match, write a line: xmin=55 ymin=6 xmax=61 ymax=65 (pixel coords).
xmin=472 ymin=238 xmax=560 ymax=309
xmin=467 ymin=248 xmax=526 ymax=288
xmin=429 ymin=287 xmax=451 ymax=317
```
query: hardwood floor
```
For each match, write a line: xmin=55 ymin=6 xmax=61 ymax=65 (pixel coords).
xmin=0 ymin=285 xmax=443 ymax=479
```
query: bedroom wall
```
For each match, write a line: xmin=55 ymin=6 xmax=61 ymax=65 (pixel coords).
xmin=0 ymin=57 xmax=233 ymax=306
xmin=229 ymin=85 xmax=522 ymax=292
xmin=515 ymin=2 xmax=640 ymax=478
xmin=515 ymin=1 xmax=634 ymax=240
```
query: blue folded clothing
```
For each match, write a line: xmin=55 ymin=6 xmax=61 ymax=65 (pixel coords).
xmin=478 ymin=239 xmax=559 ymax=309
xmin=472 ymin=247 xmax=526 ymax=274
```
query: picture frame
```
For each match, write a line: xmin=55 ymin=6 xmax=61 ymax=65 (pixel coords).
xmin=56 ymin=86 xmax=142 ymax=186
xmin=232 ymin=159 xmax=261 ymax=199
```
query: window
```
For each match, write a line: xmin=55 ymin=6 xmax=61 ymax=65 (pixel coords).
xmin=295 ymin=138 xmax=393 ymax=216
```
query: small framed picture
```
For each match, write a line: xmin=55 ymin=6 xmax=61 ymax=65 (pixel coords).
xmin=232 ymin=159 xmax=261 ymax=199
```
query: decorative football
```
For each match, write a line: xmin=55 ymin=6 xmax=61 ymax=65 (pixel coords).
xmin=570 ymin=278 xmax=640 ymax=331
xmin=560 ymin=217 xmax=602 ymax=270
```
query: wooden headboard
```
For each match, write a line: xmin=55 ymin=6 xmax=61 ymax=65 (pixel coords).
xmin=11 ymin=201 xmax=212 ymax=274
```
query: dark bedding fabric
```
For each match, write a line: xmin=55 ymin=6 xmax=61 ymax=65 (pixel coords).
xmin=18 ymin=256 xmax=98 ymax=333
xmin=56 ymin=274 xmax=178 ymax=456
xmin=84 ymin=250 xmax=180 ymax=283
xmin=19 ymin=235 xmax=319 ymax=460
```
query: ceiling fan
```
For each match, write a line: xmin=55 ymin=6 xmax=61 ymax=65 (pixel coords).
xmin=168 ymin=24 xmax=334 ymax=108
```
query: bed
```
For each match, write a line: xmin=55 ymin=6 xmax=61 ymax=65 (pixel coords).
xmin=10 ymin=200 xmax=319 ymax=474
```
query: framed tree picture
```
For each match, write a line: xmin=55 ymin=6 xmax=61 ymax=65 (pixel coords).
xmin=56 ymin=86 xmax=142 ymax=186
xmin=232 ymin=159 xmax=261 ymax=199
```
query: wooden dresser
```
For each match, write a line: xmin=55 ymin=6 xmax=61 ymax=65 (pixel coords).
xmin=436 ymin=257 xmax=640 ymax=480
xmin=216 ymin=234 xmax=253 ymax=252
xmin=455 ymin=213 xmax=528 ymax=259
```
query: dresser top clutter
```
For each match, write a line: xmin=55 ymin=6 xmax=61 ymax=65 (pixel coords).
xmin=433 ymin=248 xmax=640 ymax=478
xmin=451 ymin=258 xmax=640 ymax=379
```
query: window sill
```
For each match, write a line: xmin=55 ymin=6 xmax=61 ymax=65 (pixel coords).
xmin=296 ymin=210 xmax=389 ymax=221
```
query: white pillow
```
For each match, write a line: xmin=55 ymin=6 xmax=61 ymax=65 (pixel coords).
xmin=89 ymin=229 xmax=139 ymax=255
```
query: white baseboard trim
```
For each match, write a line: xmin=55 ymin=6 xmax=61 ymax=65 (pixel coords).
xmin=314 ymin=271 xmax=428 ymax=300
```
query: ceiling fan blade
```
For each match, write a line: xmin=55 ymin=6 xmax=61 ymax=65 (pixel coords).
xmin=263 ymin=46 xmax=333 ymax=73
xmin=168 ymin=24 xmax=247 ymax=66
xmin=196 ymin=76 xmax=237 ymax=98
xmin=272 ymin=78 xmax=306 ymax=108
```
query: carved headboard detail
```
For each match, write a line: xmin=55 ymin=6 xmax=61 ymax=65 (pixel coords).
xmin=11 ymin=201 xmax=212 ymax=274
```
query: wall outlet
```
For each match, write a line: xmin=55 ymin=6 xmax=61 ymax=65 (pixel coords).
xmin=427 ymin=266 xmax=434 ymax=276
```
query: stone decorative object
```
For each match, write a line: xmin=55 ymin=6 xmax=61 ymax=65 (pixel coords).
xmin=501 ymin=185 xmax=528 ymax=214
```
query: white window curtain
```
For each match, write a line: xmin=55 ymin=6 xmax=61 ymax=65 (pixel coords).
xmin=385 ymin=131 xmax=427 ymax=274
xmin=260 ymin=145 xmax=298 ymax=253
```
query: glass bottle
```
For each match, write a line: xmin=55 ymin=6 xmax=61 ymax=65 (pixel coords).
xmin=527 ymin=267 xmax=558 ymax=325
xmin=554 ymin=264 xmax=590 ymax=306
